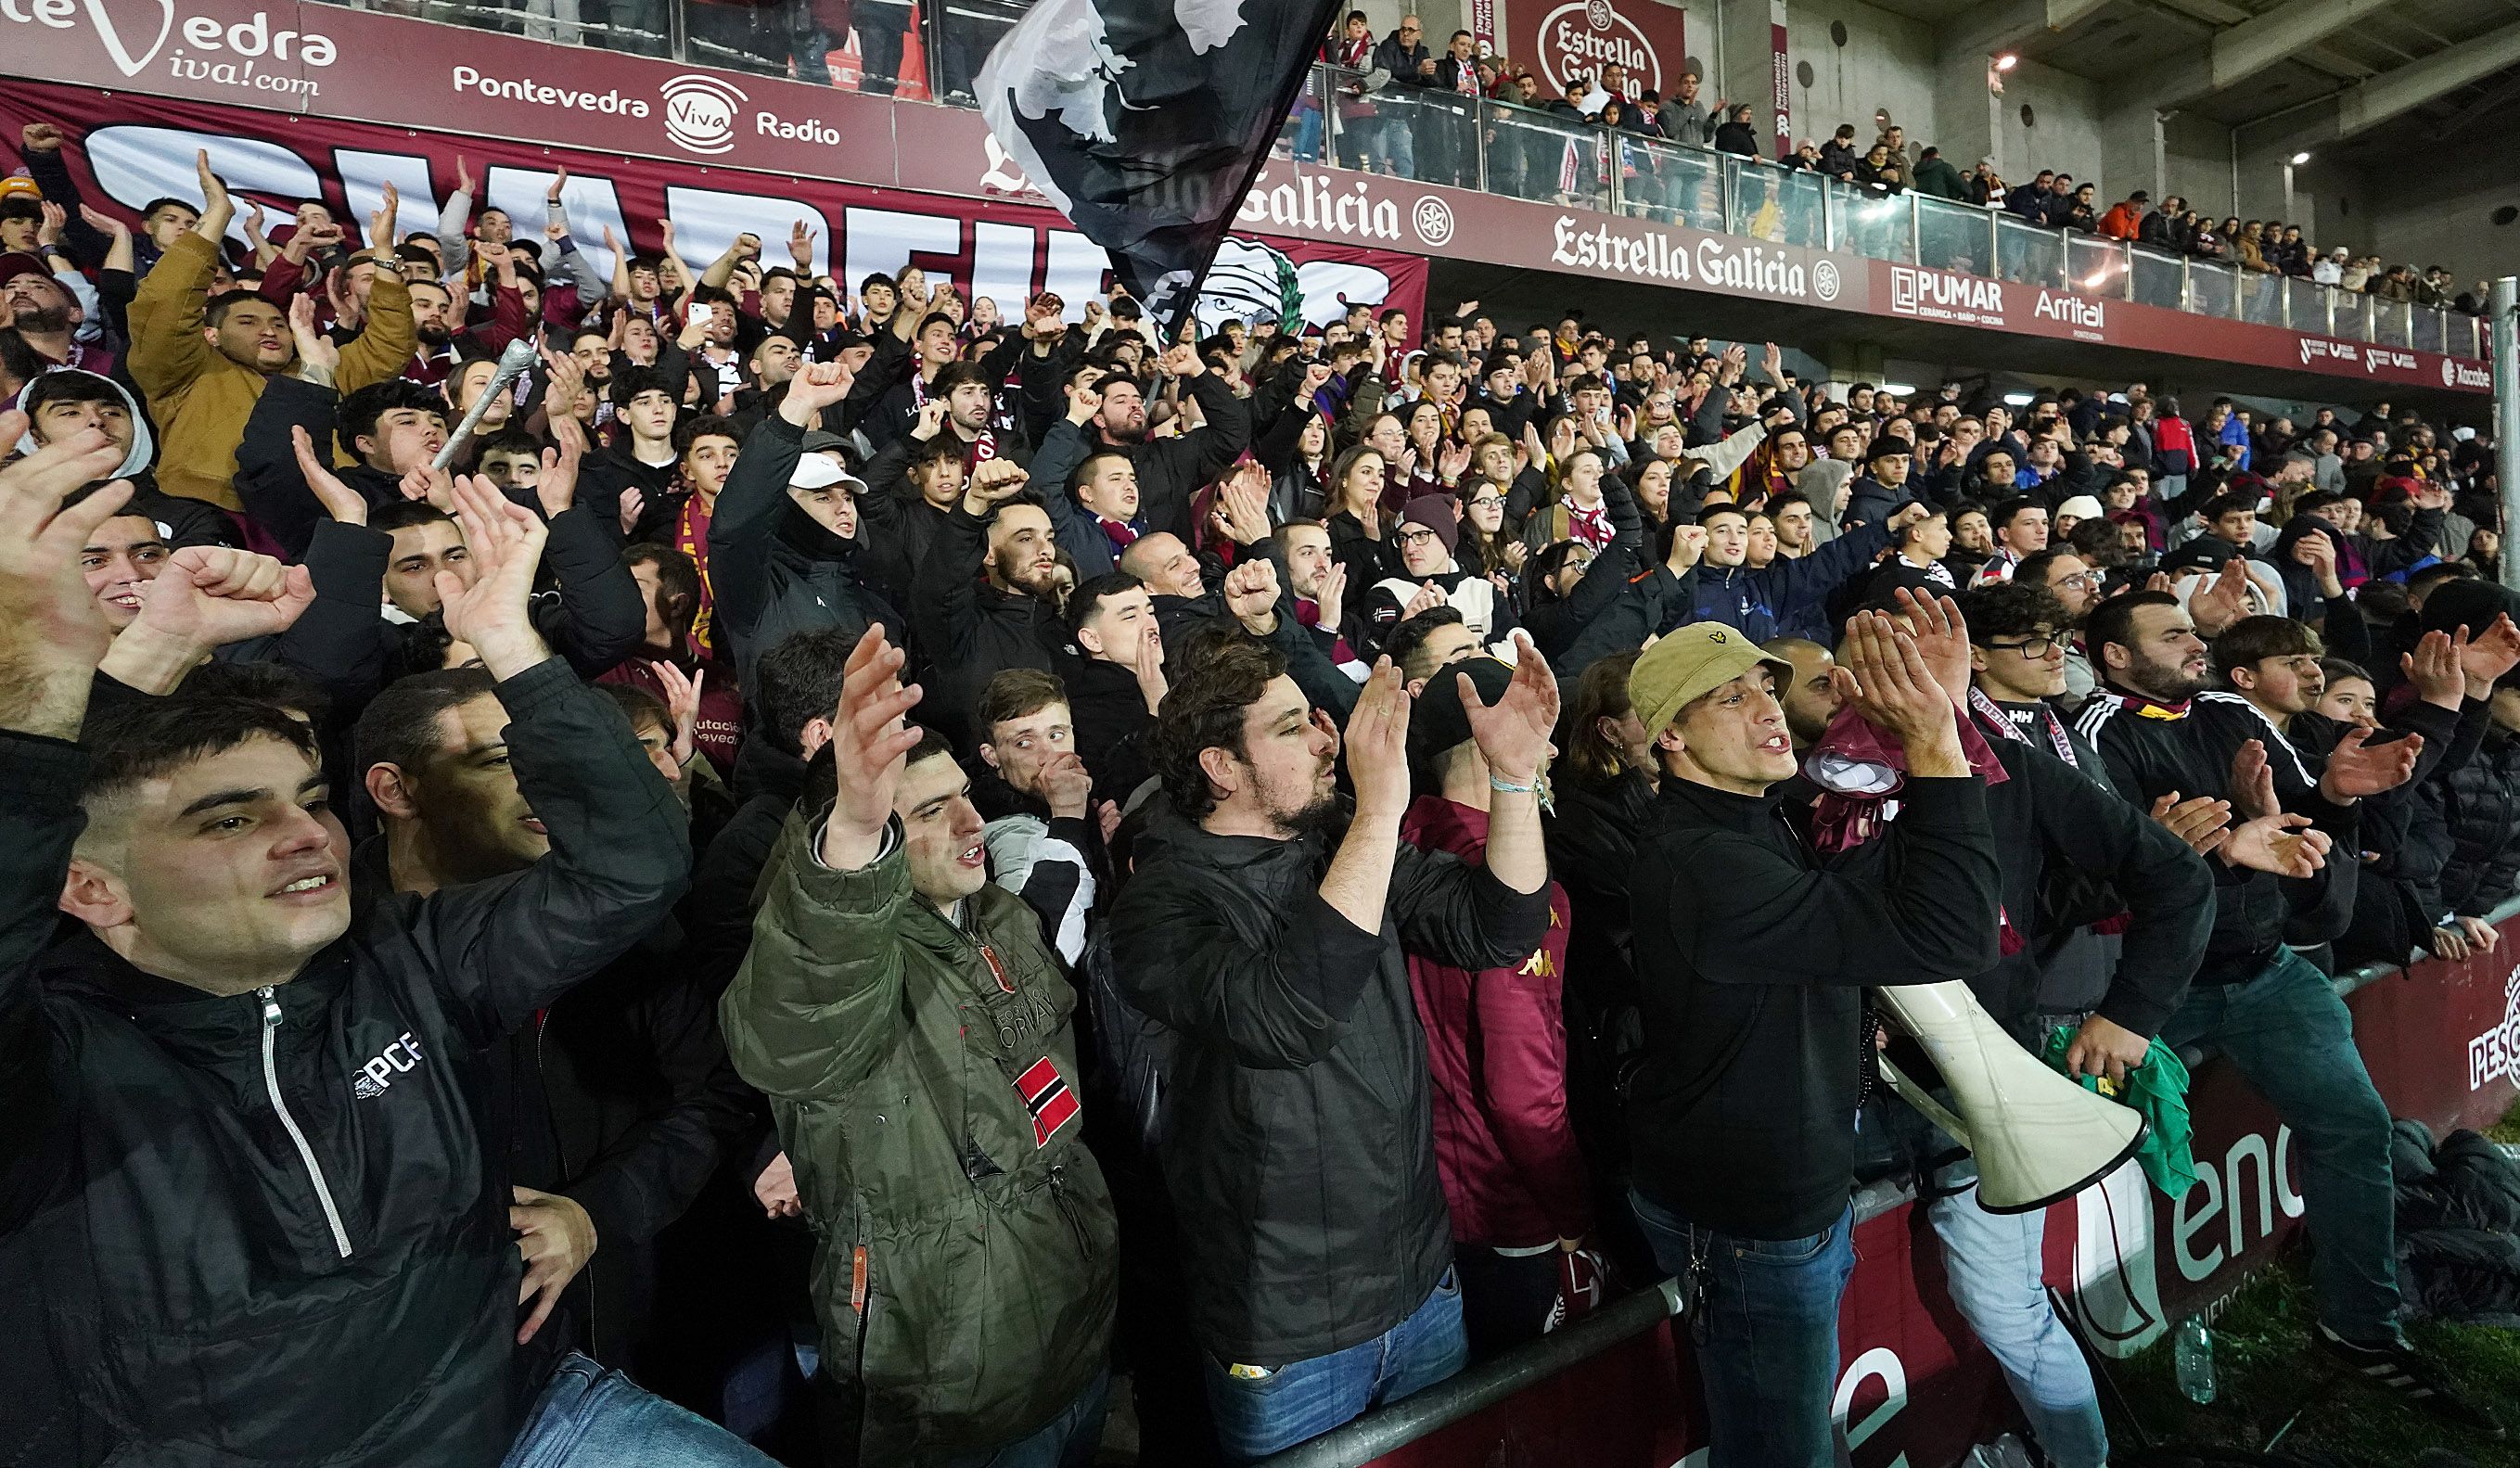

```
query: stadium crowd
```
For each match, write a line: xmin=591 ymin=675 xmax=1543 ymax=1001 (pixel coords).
xmin=4 ymin=109 xmax=2519 ymax=1468
xmin=1287 ymin=12 xmax=2493 ymax=318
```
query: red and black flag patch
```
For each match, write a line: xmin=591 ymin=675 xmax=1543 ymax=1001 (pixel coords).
xmin=1014 ymin=1057 xmax=1080 ymax=1148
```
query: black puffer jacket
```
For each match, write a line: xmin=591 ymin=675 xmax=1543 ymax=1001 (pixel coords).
xmin=2429 ymin=724 xmax=2520 ymax=920
xmin=0 ymin=661 xmax=688 ymax=1467
xmin=710 ymin=414 xmax=902 ymax=712
xmin=1106 ymin=798 xmax=1548 ymax=1365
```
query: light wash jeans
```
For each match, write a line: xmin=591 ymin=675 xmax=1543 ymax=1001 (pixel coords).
xmin=1928 ymin=1170 xmax=2109 ymax=1468
xmin=505 ymin=1354 xmax=777 ymax=1467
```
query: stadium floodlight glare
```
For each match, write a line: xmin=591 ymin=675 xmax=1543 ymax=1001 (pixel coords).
xmin=2290 ymin=151 xmax=2312 ymax=165
xmin=1993 ymin=54 xmax=2018 ymax=71
xmin=2003 ymin=391 xmax=2037 ymax=407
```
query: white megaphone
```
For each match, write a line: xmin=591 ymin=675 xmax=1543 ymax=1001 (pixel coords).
xmin=1874 ymin=981 xmax=2148 ymax=1214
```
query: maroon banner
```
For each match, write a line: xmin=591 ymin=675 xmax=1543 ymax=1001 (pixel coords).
xmin=1874 ymin=261 xmax=2492 ymax=395
xmin=1356 ymin=927 xmax=2520 ymax=1468
xmin=1504 ymin=0 xmax=1690 ymax=103
xmin=0 ymin=81 xmax=1426 ymax=338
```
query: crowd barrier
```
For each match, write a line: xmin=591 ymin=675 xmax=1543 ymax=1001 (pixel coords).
xmin=1256 ymin=900 xmax=2520 ymax=1468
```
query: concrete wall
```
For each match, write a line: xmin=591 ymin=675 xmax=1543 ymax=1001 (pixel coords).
xmin=2353 ymin=159 xmax=2520 ymax=291
xmin=1773 ymin=0 xmax=1941 ymax=153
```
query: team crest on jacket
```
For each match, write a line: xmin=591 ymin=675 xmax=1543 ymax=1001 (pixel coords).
xmin=1015 ymin=1057 xmax=1080 ymax=1148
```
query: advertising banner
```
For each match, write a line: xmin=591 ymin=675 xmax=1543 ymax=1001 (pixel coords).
xmin=0 ymin=82 xmax=1427 ymax=337
xmin=1504 ymin=0 xmax=1689 ymax=102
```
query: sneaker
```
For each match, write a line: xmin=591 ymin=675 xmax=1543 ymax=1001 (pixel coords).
xmin=2315 ymin=1323 xmax=2504 ymax=1436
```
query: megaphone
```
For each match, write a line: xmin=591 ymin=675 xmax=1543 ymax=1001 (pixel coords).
xmin=1874 ymin=981 xmax=2146 ymax=1214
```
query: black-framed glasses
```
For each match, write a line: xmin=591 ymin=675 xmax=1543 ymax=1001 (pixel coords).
xmin=1466 ymin=495 xmax=1506 ymax=510
xmin=1985 ymin=634 xmax=2065 ymax=658
xmin=1398 ymin=527 xmax=1443 ymax=547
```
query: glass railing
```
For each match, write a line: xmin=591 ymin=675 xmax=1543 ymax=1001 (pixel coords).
xmin=287 ymin=6 xmax=2488 ymax=359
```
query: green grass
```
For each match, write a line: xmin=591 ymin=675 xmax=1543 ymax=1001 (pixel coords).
xmin=2102 ymin=1097 xmax=2520 ymax=1466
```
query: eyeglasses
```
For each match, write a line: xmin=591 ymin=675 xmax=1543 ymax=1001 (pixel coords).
xmin=1985 ymin=634 xmax=2065 ymax=657
xmin=2052 ymin=571 xmax=2099 ymax=591
xmin=1397 ymin=527 xmax=1443 ymax=547
xmin=1466 ymin=495 xmax=1505 ymax=510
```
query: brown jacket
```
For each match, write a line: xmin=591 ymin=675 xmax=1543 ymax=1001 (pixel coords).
xmin=128 ymin=233 xmax=414 ymax=510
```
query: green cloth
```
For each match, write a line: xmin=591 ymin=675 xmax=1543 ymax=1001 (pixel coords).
xmin=2042 ymin=1026 xmax=2198 ymax=1198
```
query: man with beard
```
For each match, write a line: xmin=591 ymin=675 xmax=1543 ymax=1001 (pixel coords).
xmin=1028 ymin=347 xmax=1253 ymax=546
xmin=2074 ymin=592 xmax=2500 ymax=1432
xmin=863 ymin=309 xmax=1017 ymax=450
xmin=401 ymin=277 xmax=462 ymax=386
xmin=1109 ymin=636 xmax=1554 ymax=1461
xmin=1758 ymin=637 xmax=1842 ymax=752
xmin=0 ymin=251 xmax=113 ymax=380
xmin=912 ymin=458 xmax=1067 ymax=745
xmin=129 ymin=156 xmax=414 ymax=512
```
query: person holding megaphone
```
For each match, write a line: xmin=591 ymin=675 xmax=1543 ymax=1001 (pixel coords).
xmin=1622 ymin=611 xmax=2002 ymax=1468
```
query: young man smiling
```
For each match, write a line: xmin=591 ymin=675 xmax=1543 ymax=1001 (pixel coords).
xmin=1 ymin=452 xmax=739 ymax=1464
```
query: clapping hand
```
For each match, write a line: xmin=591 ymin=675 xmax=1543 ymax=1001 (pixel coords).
xmin=652 ymin=660 xmax=705 ymax=767
xmin=2319 ymin=724 xmax=2422 ymax=804
xmin=1344 ymin=659 xmax=1414 ymax=817
xmin=1889 ymin=587 xmax=1971 ymax=705
xmin=434 ymin=474 xmax=551 ymax=679
xmin=2149 ymin=791 xmax=2233 ymax=857
xmin=292 ymin=425 xmax=367 ymax=526
xmin=1460 ymin=631 xmax=1558 ymax=784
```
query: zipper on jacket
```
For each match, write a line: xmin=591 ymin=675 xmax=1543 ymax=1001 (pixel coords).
xmin=1045 ymin=1165 xmax=1090 ymax=1260
xmin=260 ymin=987 xmax=353 ymax=1259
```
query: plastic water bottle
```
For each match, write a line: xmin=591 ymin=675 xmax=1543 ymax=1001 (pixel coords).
xmin=2173 ymin=1316 xmax=2218 ymax=1405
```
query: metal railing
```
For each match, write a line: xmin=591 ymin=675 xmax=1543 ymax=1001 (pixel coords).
xmin=304 ymin=0 xmax=2488 ymax=361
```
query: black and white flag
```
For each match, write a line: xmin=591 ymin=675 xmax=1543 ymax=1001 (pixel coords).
xmin=977 ymin=0 xmax=1345 ymax=338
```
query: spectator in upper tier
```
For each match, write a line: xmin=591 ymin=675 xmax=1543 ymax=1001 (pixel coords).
xmin=1912 ymin=146 xmax=1970 ymax=200
xmin=2097 ymin=191 xmax=2149 ymax=240
xmin=1711 ymin=105 xmax=1761 ymax=158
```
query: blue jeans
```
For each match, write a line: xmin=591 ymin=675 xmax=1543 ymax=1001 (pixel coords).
xmin=505 ymin=1354 xmax=778 ymax=1467
xmin=1631 ymin=1192 xmax=1856 ymax=1468
xmin=1928 ymin=1169 xmax=2108 ymax=1468
xmin=2158 ymin=947 xmax=2399 ymax=1339
xmin=1202 ymin=1270 xmax=1466 ymax=1462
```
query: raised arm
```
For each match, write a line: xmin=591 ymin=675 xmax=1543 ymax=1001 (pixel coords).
xmin=720 ymin=625 xmax=927 ymax=1098
xmin=403 ymin=477 xmax=689 ymax=1040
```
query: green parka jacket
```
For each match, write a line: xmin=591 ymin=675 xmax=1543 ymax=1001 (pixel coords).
xmin=721 ymin=811 xmax=1116 ymax=1457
